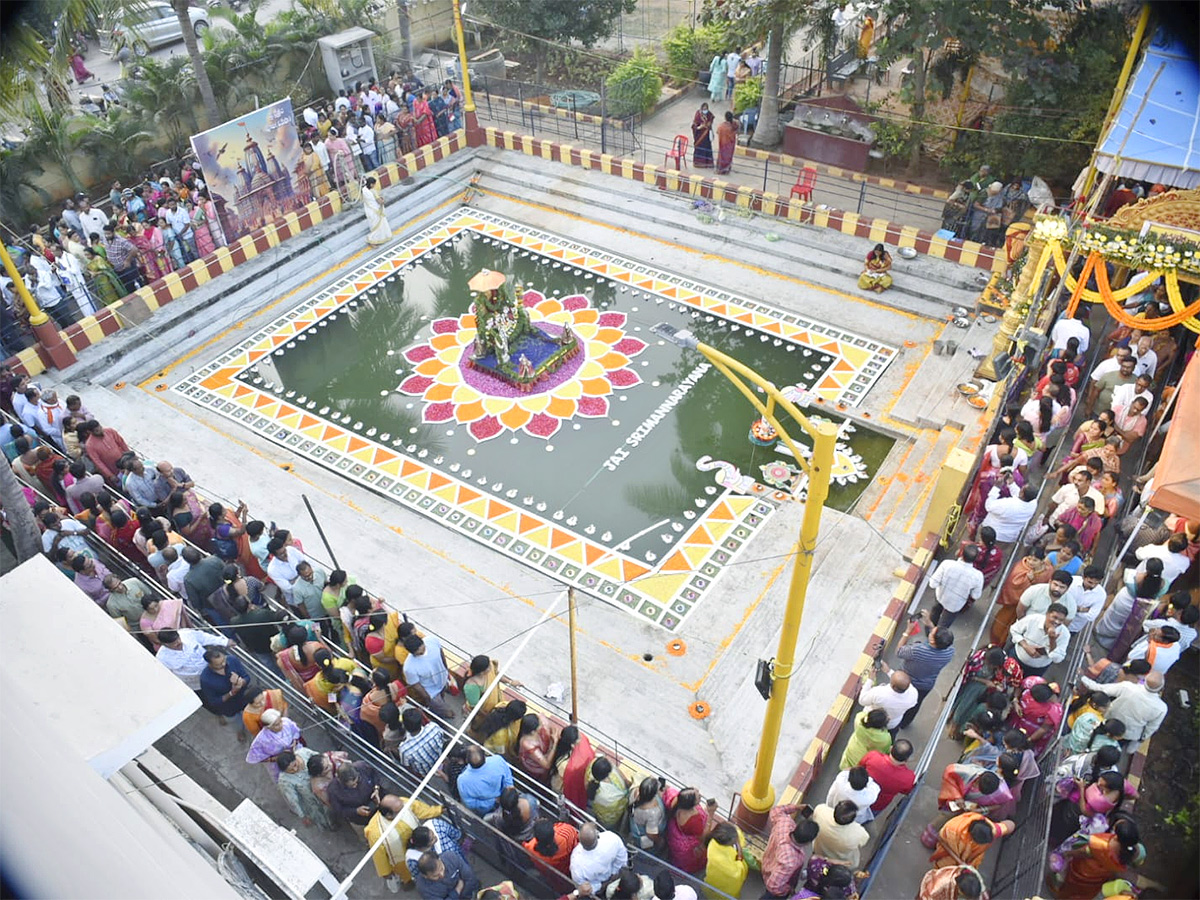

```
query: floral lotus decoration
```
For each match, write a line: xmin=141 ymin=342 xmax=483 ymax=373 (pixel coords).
xmin=398 ymin=290 xmax=647 ymax=441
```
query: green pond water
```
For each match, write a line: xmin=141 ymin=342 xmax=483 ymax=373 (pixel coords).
xmin=242 ymin=231 xmax=894 ymax=563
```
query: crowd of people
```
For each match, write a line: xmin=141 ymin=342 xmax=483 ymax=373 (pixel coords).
xmin=787 ymin=271 xmax=1192 ymax=899
xmin=0 ymin=70 xmax=461 ymax=360
xmin=939 ymin=164 xmax=1032 ymax=247
xmin=0 ymin=371 xmax=766 ymax=900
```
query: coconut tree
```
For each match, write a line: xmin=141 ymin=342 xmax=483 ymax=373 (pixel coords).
xmin=168 ymin=0 xmax=220 ymax=128
xmin=0 ymin=147 xmax=52 ymax=233
xmin=20 ymin=100 xmax=96 ymax=195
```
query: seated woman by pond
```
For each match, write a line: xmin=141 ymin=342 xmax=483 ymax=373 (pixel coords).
xmin=858 ymin=243 xmax=893 ymax=292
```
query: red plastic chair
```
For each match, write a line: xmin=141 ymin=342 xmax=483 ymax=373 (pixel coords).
xmin=665 ymin=134 xmax=688 ymax=170
xmin=790 ymin=166 xmax=818 ymax=201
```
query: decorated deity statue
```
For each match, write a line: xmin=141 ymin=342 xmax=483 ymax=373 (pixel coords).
xmin=516 ymin=353 xmax=534 ymax=381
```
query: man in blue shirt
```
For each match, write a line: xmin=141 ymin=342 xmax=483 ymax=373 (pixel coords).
xmin=414 ymin=848 xmax=479 ymax=900
xmin=894 ymin=609 xmax=955 ymax=729
xmin=198 ymin=647 xmax=252 ymax=734
xmin=455 ymin=747 xmax=512 ymax=815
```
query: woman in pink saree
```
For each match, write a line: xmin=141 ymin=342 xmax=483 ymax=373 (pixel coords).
xmin=1007 ymin=677 xmax=1063 ymax=755
xmin=276 ymin=631 xmax=324 ymax=693
xmin=325 ymin=127 xmax=361 ymax=203
xmin=191 ymin=190 xmax=219 ymax=255
xmin=131 ymin=222 xmax=170 ymax=280
xmin=412 ymin=90 xmax=437 ymax=147
xmin=664 ymin=786 xmax=714 ymax=873
xmin=139 ymin=595 xmax=185 ymax=649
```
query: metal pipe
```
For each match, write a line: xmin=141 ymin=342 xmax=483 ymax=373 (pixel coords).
xmin=301 ymin=493 xmax=340 ymax=570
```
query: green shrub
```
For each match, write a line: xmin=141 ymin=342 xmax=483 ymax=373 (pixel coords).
xmin=604 ymin=49 xmax=663 ymax=118
xmin=662 ymin=21 xmax=730 ymax=85
xmin=733 ymin=76 xmax=762 ymax=114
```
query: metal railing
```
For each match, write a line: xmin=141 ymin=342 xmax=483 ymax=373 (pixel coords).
xmin=3 ymin=408 xmax=735 ymax=898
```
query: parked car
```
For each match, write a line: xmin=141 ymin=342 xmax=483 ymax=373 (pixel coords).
xmin=103 ymin=2 xmax=209 ymax=57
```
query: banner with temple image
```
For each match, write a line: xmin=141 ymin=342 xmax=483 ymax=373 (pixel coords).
xmin=190 ymin=98 xmax=313 ymax=244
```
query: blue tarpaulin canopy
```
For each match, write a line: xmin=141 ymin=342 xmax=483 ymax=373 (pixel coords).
xmin=1095 ymin=30 xmax=1200 ymax=189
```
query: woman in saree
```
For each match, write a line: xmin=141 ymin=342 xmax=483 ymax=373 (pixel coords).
xmin=302 ymin=142 xmax=332 ymax=198
xmin=374 ymin=114 xmax=397 ymax=165
xmin=1097 ymin=471 xmax=1123 ymax=520
xmin=242 ymin=686 xmax=289 ymax=737
xmin=516 ymin=712 xmax=557 ymax=782
xmin=199 ymin=188 xmax=225 ymax=248
xmin=990 ymin=546 xmax=1052 ymax=645
xmin=691 ymin=103 xmax=714 ymax=168
xmin=304 ymin=648 xmax=359 ymax=714
xmin=412 ymin=90 xmax=437 ymax=147
xmin=245 ymin=709 xmax=304 ymax=781
xmin=325 ymin=128 xmax=361 ymax=203
xmin=1007 ymin=677 xmax=1063 ymax=755
xmin=586 ymin=756 xmax=630 ymax=831
xmin=166 ymin=488 xmax=213 ymax=552
xmin=362 ymin=176 xmax=391 ymax=246
xmin=429 ymin=88 xmax=450 ymax=138
xmin=858 ymin=243 xmax=894 ymax=292
xmin=359 ymin=667 xmax=407 ymax=738
xmin=84 ymin=247 xmax=126 ymax=305
xmin=550 ymin=724 xmax=595 ymax=810
xmin=933 ymin=754 xmax=1019 ymax=822
xmin=461 ymin=654 xmax=502 ymax=719
xmin=1049 ymin=769 xmax=1137 ymax=847
xmin=479 ymin=700 xmax=527 ymax=757
xmin=949 ymin=645 xmax=1024 ymax=739
xmin=276 ymin=748 xmax=338 ymax=830
xmin=916 ymin=865 xmax=987 ymax=900
xmin=395 ymin=103 xmax=417 ymax=156
xmin=963 ymin=457 xmax=1020 ymax=538
xmin=130 ymin=221 xmax=169 ymax=280
xmin=276 ymin=625 xmax=325 ymax=693
xmin=190 ymin=191 xmax=217 ymax=256
xmin=1094 ymin=559 xmax=1165 ymax=658
xmin=714 ymin=110 xmax=738 ymax=174
xmin=664 ymin=786 xmax=715 ymax=873
xmin=928 ymin=811 xmax=1014 ymax=870
xmin=140 ymin=594 xmax=185 ymax=649
xmin=962 ymin=526 xmax=1004 ymax=586
xmin=1047 ymin=816 xmax=1143 ymax=899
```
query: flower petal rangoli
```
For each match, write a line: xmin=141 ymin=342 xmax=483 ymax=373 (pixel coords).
xmin=398 ymin=292 xmax=646 ymax=441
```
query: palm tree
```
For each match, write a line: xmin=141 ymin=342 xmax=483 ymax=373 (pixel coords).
xmin=122 ymin=56 xmax=201 ymax=157
xmin=0 ymin=0 xmax=103 ymax=115
xmin=170 ymin=0 xmax=220 ymax=128
xmin=0 ymin=147 xmax=51 ymax=233
xmin=21 ymin=100 xmax=95 ymax=195
xmin=81 ymin=109 xmax=156 ymax=183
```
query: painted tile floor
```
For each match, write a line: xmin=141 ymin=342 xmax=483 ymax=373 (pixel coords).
xmin=175 ymin=209 xmax=896 ymax=630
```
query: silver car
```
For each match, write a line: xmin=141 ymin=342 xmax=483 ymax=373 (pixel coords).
xmin=106 ymin=2 xmax=210 ymax=57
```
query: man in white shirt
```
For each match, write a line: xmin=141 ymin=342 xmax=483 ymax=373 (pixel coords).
xmin=1129 ymin=334 xmax=1157 ymax=377
xmin=16 ymin=385 xmax=40 ymax=429
xmin=725 ymin=49 xmax=742 ymax=100
xmin=1143 ymin=602 xmax=1198 ymax=650
xmin=570 ymin=823 xmax=628 ymax=892
xmin=1134 ymin=533 xmax=1190 ymax=584
xmin=302 ymin=106 xmax=319 ymax=128
xmin=77 ymin=198 xmax=110 ymax=241
xmin=402 ymin=633 xmax=451 ymax=717
xmin=826 ymin=766 xmax=881 ymax=823
xmin=33 ymin=389 xmax=67 ymax=449
xmin=40 ymin=511 xmax=90 ymax=555
xmin=166 ymin=547 xmax=197 ymax=595
xmin=1016 ymin=570 xmax=1076 ymax=623
xmin=1088 ymin=347 xmax=1132 ymax=383
xmin=156 ymin=628 xmax=229 ymax=691
xmin=811 ymin=801 xmax=870 ymax=868
xmin=1077 ymin=671 xmax=1167 ymax=743
xmin=334 ymin=89 xmax=351 ymax=112
xmin=857 ymin=669 xmax=918 ymax=732
xmin=357 ymin=118 xmax=378 ymax=170
xmin=1112 ymin=374 xmax=1153 ymax=412
xmin=1127 ymin=625 xmax=1183 ymax=674
xmin=927 ymin=545 xmax=984 ymax=628
xmin=1049 ymin=314 xmax=1089 ymax=352
xmin=266 ymin=537 xmax=306 ymax=603
xmin=1007 ymin=605 xmax=1070 ymax=671
xmin=163 ymin=199 xmax=197 ymax=262
xmin=1047 ymin=469 xmax=1104 ymax=527
xmin=980 ymin=483 xmax=1039 ymax=543
xmin=1066 ymin=566 xmax=1107 ymax=633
